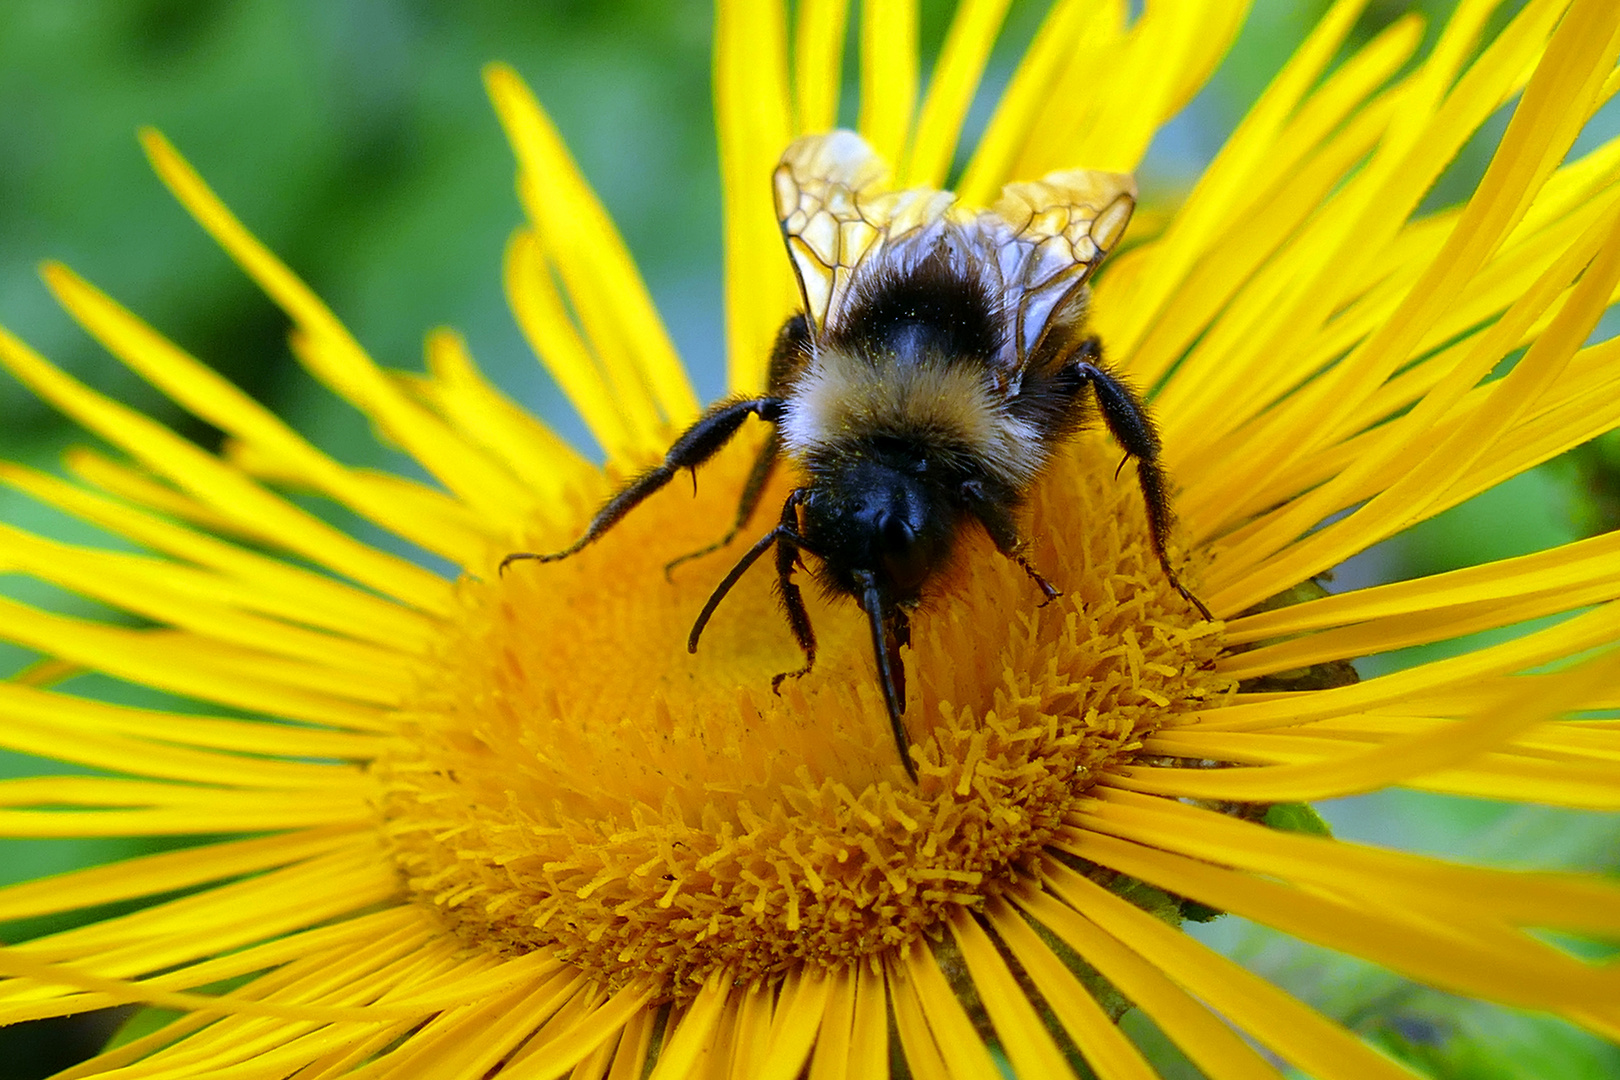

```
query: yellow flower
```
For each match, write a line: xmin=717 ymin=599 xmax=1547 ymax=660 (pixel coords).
xmin=3 ymin=0 xmax=1620 ymax=1077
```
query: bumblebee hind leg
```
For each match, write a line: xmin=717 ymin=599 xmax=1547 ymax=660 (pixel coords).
xmin=664 ymin=314 xmax=808 ymax=579
xmin=1068 ymin=337 xmax=1213 ymax=621
xmin=500 ymin=395 xmax=784 ymax=573
xmin=664 ymin=431 xmax=780 ymax=580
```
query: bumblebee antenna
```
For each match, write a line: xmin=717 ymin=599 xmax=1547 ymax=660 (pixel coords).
xmin=856 ymin=570 xmax=918 ymax=782
xmin=689 ymin=489 xmax=818 ymax=664
xmin=688 ymin=526 xmax=781 ymax=653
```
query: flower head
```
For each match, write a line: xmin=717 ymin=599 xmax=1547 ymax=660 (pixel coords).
xmin=3 ymin=1 xmax=1620 ymax=1078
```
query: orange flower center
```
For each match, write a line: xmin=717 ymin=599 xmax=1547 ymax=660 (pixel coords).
xmin=377 ymin=434 xmax=1226 ymax=999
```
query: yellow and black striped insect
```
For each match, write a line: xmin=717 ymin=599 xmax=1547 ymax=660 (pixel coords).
xmin=505 ymin=130 xmax=1208 ymax=780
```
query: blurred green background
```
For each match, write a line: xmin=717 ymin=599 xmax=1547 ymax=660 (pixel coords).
xmin=0 ymin=1 xmax=1615 ymax=1076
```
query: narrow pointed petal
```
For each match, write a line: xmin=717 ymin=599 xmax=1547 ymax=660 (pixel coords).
xmin=904 ymin=0 xmax=1012 ymax=188
xmin=714 ymin=0 xmax=797 ymax=392
xmin=794 ymin=0 xmax=850 ymax=135
xmin=857 ymin=0 xmax=917 ymax=170
xmin=485 ymin=65 xmax=698 ymax=452
xmin=140 ymin=130 xmax=540 ymax=526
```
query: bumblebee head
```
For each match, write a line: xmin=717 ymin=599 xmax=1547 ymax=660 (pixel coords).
xmin=802 ymin=453 xmax=957 ymax=603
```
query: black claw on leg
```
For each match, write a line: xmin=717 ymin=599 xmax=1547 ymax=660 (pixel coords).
xmin=770 ymin=667 xmax=808 ymax=694
xmin=1011 ymin=553 xmax=1061 ymax=607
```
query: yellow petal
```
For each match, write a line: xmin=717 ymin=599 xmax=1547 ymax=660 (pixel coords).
xmin=422 ymin=328 xmax=594 ymax=515
xmin=0 ymin=601 xmax=391 ymax=730
xmin=947 ymin=909 xmax=1074 ymax=1080
xmin=0 ymin=325 xmax=451 ymax=614
xmin=983 ymin=896 xmax=1158 ymax=1080
xmin=1210 ymin=191 xmax=1620 ymax=609
xmin=1163 ymin=0 xmax=1560 ymax=460
xmin=1032 ymin=865 xmax=1421 ymax=1080
xmin=0 ymin=462 xmax=438 ymax=655
xmin=756 ymin=968 xmax=827 ymax=1080
xmin=804 ymin=970 xmax=858 ymax=1080
xmin=645 ymin=972 xmax=732 ymax=1080
xmin=43 ymin=263 xmax=497 ymax=566
xmin=1176 ymin=0 xmax=1615 ymax=521
xmin=0 ymin=524 xmax=413 ymax=692
xmin=60 ymin=447 xmax=250 ymax=538
xmin=1083 ymin=789 xmax=1620 ymax=936
xmin=903 ymin=0 xmax=1012 ymax=188
xmin=1144 ymin=729 xmax=1620 ymax=810
xmin=0 ymin=794 xmax=369 ymax=837
xmin=1059 ymin=831 xmax=1620 ymax=1014
xmin=1014 ymin=885 xmax=1285 ymax=1080
xmin=1104 ymin=0 xmax=1390 ymax=361
xmin=957 ymin=0 xmax=1125 ymax=206
xmin=0 ymin=826 xmax=363 ymax=922
xmin=1225 ymin=528 xmax=1620 ymax=645
xmin=140 ymin=129 xmax=538 ymax=526
xmin=1122 ymin=631 xmax=1620 ymax=801
xmin=885 ymin=949 xmax=993 ymax=1080
xmin=484 ymin=65 xmax=697 ymax=450
xmin=1196 ymin=601 xmax=1620 ymax=733
xmin=857 ymin=0 xmax=917 ymax=170
xmin=714 ymin=0 xmax=797 ymax=393
xmin=502 ymin=229 xmax=637 ymax=462
xmin=793 ymin=0 xmax=850 ymax=135
xmin=1032 ymin=0 xmax=1249 ymax=176
xmin=0 ymin=706 xmax=361 ymax=791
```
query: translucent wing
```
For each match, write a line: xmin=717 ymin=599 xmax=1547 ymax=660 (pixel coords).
xmin=772 ymin=132 xmax=1136 ymax=375
xmin=981 ymin=169 xmax=1136 ymax=373
xmin=773 ymin=131 xmax=957 ymax=338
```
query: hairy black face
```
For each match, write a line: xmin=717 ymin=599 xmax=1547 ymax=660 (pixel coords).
xmin=798 ymin=448 xmax=959 ymax=605
xmin=828 ymin=246 xmax=1002 ymax=366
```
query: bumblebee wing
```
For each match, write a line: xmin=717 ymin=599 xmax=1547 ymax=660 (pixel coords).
xmin=982 ymin=168 xmax=1136 ymax=376
xmin=774 ymin=130 xmax=957 ymax=338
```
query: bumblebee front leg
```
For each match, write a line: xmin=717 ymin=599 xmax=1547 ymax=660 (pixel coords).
xmin=963 ymin=479 xmax=1061 ymax=606
xmin=768 ymin=491 xmax=817 ymax=692
xmin=501 ymin=395 xmax=785 ymax=572
xmin=1069 ymin=338 xmax=1213 ymax=621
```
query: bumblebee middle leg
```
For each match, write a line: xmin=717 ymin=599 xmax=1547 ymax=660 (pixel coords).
xmin=768 ymin=489 xmax=818 ymax=692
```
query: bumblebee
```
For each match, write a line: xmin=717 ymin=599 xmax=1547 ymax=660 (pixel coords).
xmin=504 ymin=130 xmax=1209 ymax=781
